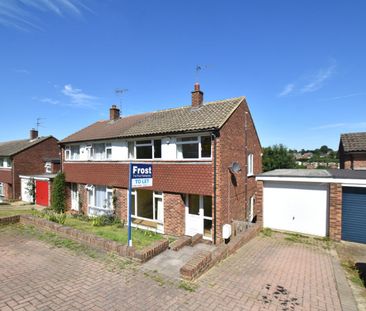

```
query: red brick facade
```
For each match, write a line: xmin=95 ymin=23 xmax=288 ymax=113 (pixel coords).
xmin=215 ymin=99 xmax=262 ymax=240
xmin=339 ymin=142 xmax=366 ymax=170
xmin=163 ymin=192 xmax=185 ymax=236
xmin=0 ymin=137 xmax=59 ymax=201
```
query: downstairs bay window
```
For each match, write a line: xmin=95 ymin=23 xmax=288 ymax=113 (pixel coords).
xmin=87 ymin=185 xmax=113 ymax=215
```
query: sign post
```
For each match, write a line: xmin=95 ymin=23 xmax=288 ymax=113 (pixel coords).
xmin=127 ymin=163 xmax=153 ymax=247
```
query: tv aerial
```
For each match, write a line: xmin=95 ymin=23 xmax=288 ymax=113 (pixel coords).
xmin=36 ymin=117 xmax=45 ymax=131
xmin=114 ymin=88 xmax=128 ymax=114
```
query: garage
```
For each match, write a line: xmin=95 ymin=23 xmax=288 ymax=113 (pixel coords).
xmin=36 ymin=180 xmax=49 ymax=206
xmin=20 ymin=174 xmax=56 ymax=207
xmin=342 ymin=187 xmax=366 ymax=244
xmin=20 ymin=177 xmax=34 ymax=203
xmin=262 ymin=181 xmax=328 ymax=237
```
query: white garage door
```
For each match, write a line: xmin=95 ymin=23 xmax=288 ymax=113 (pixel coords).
xmin=263 ymin=181 xmax=328 ymax=237
xmin=21 ymin=178 xmax=33 ymax=203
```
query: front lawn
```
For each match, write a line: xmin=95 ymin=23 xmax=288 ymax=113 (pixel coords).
xmin=0 ymin=204 xmax=37 ymax=217
xmin=64 ymin=216 xmax=164 ymax=250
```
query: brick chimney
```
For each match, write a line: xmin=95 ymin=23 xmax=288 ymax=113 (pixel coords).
xmin=109 ymin=105 xmax=120 ymax=121
xmin=30 ymin=128 xmax=38 ymax=140
xmin=191 ymin=83 xmax=203 ymax=108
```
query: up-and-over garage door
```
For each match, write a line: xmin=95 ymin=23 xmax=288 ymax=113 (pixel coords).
xmin=342 ymin=187 xmax=366 ymax=244
xmin=263 ymin=182 xmax=328 ymax=237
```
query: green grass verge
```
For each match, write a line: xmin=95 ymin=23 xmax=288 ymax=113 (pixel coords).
xmin=0 ymin=206 xmax=35 ymax=217
xmin=64 ymin=217 xmax=164 ymax=250
xmin=341 ymin=259 xmax=365 ymax=288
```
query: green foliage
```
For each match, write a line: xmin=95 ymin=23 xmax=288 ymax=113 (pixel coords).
xmin=261 ymin=228 xmax=273 ymax=237
xmin=51 ymin=172 xmax=66 ymax=213
xmin=91 ymin=215 xmax=120 ymax=227
xmin=262 ymin=144 xmax=296 ymax=172
xmin=178 ymin=280 xmax=198 ymax=292
xmin=36 ymin=209 xmax=66 ymax=224
xmin=25 ymin=178 xmax=36 ymax=204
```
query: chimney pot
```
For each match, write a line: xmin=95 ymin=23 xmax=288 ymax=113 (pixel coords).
xmin=191 ymin=83 xmax=203 ymax=107
xmin=30 ymin=128 xmax=38 ymax=140
xmin=109 ymin=105 xmax=120 ymax=121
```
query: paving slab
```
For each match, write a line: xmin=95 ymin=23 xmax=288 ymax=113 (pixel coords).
xmin=143 ymin=243 xmax=215 ymax=279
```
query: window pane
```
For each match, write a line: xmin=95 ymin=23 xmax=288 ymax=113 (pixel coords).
xmin=136 ymin=145 xmax=152 ymax=159
xmin=93 ymin=144 xmax=105 ymax=160
xmin=128 ymin=142 xmax=135 ymax=159
xmin=203 ymin=196 xmax=212 ymax=217
xmin=201 ymin=136 xmax=211 ymax=158
xmin=154 ymin=140 xmax=162 ymax=158
xmin=71 ymin=145 xmax=80 ymax=160
xmin=182 ymin=143 xmax=198 ymax=158
xmin=136 ymin=140 xmax=151 ymax=145
xmin=204 ymin=219 xmax=212 ymax=238
xmin=95 ymin=186 xmax=106 ymax=208
xmin=178 ymin=136 xmax=198 ymax=142
xmin=188 ymin=195 xmax=200 ymax=215
xmin=137 ymin=190 xmax=153 ymax=219
xmin=106 ymin=148 xmax=112 ymax=159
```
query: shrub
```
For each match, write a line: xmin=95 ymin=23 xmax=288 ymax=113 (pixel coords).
xmin=91 ymin=215 xmax=120 ymax=227
xmin=51 ymin=172 xmax=66 ymax=213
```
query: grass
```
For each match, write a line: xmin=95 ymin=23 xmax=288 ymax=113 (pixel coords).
xmin=341 ymin=259 xmax=365 ymax=288
xmin=64 ymin=216 xmax=164 ymax=250
xmin=178 ymin=280 xmax=198 ymax=292
xmin=261 ymin=228 xmax=273 ymax=237
xmin=0 ymin=204 xmax=37 ymax=217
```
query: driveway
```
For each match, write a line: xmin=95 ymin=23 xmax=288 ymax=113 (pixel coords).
xmin=0 ymin=225 xmax=346 ymax=310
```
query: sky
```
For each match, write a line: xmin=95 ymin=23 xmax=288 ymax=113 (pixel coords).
xmin=0 ymin=0 xmax=365 ymax=150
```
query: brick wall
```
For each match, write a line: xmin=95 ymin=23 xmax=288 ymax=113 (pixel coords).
xmin=215 ymin=99 xmax=262 ymax=241
xmin=0 ymin=170 xmax=13 ymax=200
xmin=329 ymin=183 xmax=342 ymax=241
xmin=64 ymin=162 xmax=212 ymax=196
xmin=164 ymin=192 xmax=185 ymax=236
xmin=255 ymin=180 xmax=263 ymax=223
xmin=13 ymin=137 xmax=59 ymax=199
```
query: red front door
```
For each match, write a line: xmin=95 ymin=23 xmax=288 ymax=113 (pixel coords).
xmin=36 ymin=181 xmax=49 ymax=206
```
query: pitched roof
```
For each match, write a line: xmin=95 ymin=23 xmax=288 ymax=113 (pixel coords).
xmin=340 ymin=132 xmax=366 ymax=152
xmin=0 ymin=136 xmax=54 ymax=157
xmin=60 ymin=97 xmax=244 ymax=143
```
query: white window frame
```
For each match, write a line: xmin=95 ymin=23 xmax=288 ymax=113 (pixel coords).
xmin=44 ymin=162 xmax=52 ymax=173
xmin=0 ymin=182 xmax=4 ymax=197
xmin=105 ymin=143 xmax=112 ymax=159
xmin=176 ymin=135 xmax=211 ymax=160
xmin=87 ymin=185 xmax=113 ymax=211
xmin=0 ymin=157 xmax=12 ymax=168
xmin=130 ymin=190 xmax=163 ymax=222
xmin=64 ymin=147 xmax=71 ymax=160
xmin=129 ymin=139 xmax=162 ymax=160
xmin=247 ymin=153 xmax=254 ymax=176
xmin=247 ymin=195 xmax=255 ymax=222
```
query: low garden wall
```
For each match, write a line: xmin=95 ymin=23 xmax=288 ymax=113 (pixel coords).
xmin=1 ymin=215 xmax=169 ymax=263
xmin=180 ymin=223 xmax=262 ymax=280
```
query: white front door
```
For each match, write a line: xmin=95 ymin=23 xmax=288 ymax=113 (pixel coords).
xmin=21 ymin=178 xmax=33 ymax=203
xmin=71 ymin=183 xmax=79 ymax=211
xmin=185 ymin=194 xmax=204 ymax=236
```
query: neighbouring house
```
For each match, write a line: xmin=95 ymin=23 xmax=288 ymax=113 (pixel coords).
xmin=256 ymin=169 xmax=366 ymax=244
xmin=339 ymin=132 xmax=366 ymax=170
xmin=59 ymin=83 xmax=262 ymax=243
xmin=0 ymin=130 xmax=59 ymax=204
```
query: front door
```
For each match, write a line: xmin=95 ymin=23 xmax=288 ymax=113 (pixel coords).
xmin=185 ymin=194 xmax=204 ymax=236
xmin=36 ymin=180 xmax=49 ymax=206
xmin=71 ymin=183 xmax=79 ymax=211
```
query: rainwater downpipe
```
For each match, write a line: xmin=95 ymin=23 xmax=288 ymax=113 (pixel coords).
xmin=211 ymin=130 xmax=219 ymax=244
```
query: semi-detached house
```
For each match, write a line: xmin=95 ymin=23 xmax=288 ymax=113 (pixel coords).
xmin=59 ymin=84 xmax=262 ymax=243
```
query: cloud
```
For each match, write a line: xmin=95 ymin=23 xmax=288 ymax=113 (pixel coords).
xmin=311 ymin=122 xmax=366 ymax=130
xmin=0 ymin=0 xmax=89 ymax=31
xmin=14 ymin=68 xmax=30 ymax=74
xmin=62 ymin=84 xmax=99 ymax=108
xmin=300 ymin=61 xmax=336 ymax=93
xmin=278 ymin=83 xmax=295 ymax=97
xmin=318 ymin=92 xmax=365 ymax=102
xmin=40 ymin=97 xmax=60 ymax=105
xmin=278 ymin=60 xmax=337 ymax=97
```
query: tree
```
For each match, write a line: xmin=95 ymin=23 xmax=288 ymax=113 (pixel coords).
xmin=51 ymin=172 xmax=66 ymax=213
xmin=262 ymin=144 xmax=297 ymax=172
xmin=319 ymin=145 xmax=330 ymax=154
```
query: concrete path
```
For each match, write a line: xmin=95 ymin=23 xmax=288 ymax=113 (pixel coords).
xmin=143 ymin=243 xmax=215 ymax=279
xmin=0 ymin=225 xmax=350 ymax=310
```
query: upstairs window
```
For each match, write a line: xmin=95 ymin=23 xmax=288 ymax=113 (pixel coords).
xmin=92 ymin=143 xmax=105 ymax=160
xmin=0 ymin=183 xmax=3 ymax=196
xmin=70 ymin=145 xmax=80 ymax=160
xmin=106 ymin=143 xmax=112 ymax=159
xmin=0 ymin=157 xmax=11 ymax=168
xmin=131 ymin=139 xmax=162 ymax=160
xmin=44 ymin=162 xmax=52 ymax=173
xmin=176 ymin=136 xmax=211 ymax=159
xmin=136 ymin=140 xmax=152 ymax=159
xmin=247 ymin=153 xmax=254 ymax=176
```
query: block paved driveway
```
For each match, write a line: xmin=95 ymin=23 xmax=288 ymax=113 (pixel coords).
xmin=0 ymin=226 xmax=342 ymax=311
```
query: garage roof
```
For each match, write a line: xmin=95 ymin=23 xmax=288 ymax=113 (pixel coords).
xmin=340 ymin=132 xmax=366 ymax=152
xmin=257 ymin=169 xmax=366 ymax=181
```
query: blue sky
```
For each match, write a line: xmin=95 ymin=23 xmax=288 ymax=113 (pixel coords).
xmin=0 ymin=0 xmax=365 ymax=150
